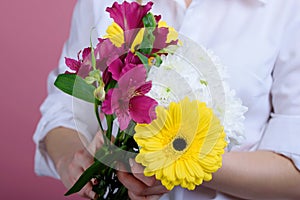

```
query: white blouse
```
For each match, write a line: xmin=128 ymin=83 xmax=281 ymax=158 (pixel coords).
xmin=33 ymin=0 xmax=300 ymax=199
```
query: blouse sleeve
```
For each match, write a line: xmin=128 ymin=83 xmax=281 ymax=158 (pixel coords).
xmin=258 ymin=5 xmax=300 ymax=170
xmin=33 ymin=0 xmax=100 ymax=178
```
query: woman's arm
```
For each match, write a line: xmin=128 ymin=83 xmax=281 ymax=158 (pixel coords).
xmin=45 ymin=127 xmax=88 ymax=166
xmin=118 ymin=150 xmax=300 ymax=199
xmin=203 ymin=150 xmax=300 ymax=199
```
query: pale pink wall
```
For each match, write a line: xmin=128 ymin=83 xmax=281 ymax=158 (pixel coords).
xmin=0 ymin=0 xmax=83 ymax=199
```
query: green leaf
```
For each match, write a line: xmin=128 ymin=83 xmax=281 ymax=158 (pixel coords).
xmin=139 ymin=13 xmax=156 ymax=55
xmin=200 ymin=79 xmax=208 ymax=86
xmin=153 ymin=54 xmax=163 ymax=67
xmin=65 ymin=161 xmax=101 ymax=196
xmin=54 ymin=74 xmax=96 ymax=103
xmin=142 ymin=12 xmax=156 ymax=28
xmin=94 ymin=146 xmax=109 ymax=162
xmin=135 ymin=51 xmax=150 ymax=72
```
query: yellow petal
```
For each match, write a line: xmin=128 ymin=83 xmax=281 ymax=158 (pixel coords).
xmin=175 ymin=161 xmax=186 ymax=180
xmin=158 ymin=21 xmax=178 ymax=43
xmin=163 ymin=164 xmax=176 ymax=182
xmin=130 ymin=28 xmax=145 ymax=52
xmin=104 ymin=22 xmax=124 ymax=47
xmin=133 ymin=97 xmax=227 ymax=190
xmin=189 ymin=159 xmax=204 ymax=178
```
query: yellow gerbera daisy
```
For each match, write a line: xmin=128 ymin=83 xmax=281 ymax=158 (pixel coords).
xmin=134 ymin=97 xmax=227 ymax=190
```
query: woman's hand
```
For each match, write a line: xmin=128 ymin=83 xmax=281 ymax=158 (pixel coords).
xmin=56 ymin=147 xmax=96 ymax=199
xmin=45 ymin=127 xmax=105 ymax=199
xmin=117 ymin=159 xmax=169 ymax=200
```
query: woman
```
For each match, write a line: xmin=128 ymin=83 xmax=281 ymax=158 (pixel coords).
xmin=33 ymin=0 xmax=300 ymax=199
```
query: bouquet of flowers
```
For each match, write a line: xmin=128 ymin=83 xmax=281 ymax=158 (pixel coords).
xmin=54 ymin=1 xmax=247 ymax=199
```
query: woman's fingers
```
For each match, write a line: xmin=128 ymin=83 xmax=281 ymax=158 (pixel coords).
xmin=129 ymin=159 xmax=168 ymax=194
xmin=117 ymin=160 xmax=168 ymax=198
xmin=78 ymin=183 xmax=96 ymax=199
xmin=129 ymin=158 xmax=156 ymax=187
xmin=128 ymin=190 xmax=162 ymax=200
xmin=143 ymin=183 xmax=169 ymax=196
xmin=56 ymin=145 xmax=96 ymax=199
xmin=88 ymin=131 xmax=105 ymax=155
xmin=128 ymin=190 xmax=146 ymax=200
xmin=54 ymin=129 xmax=110 ymax=200
xmin=117 ymin=162 xmax=147 ymax=195
xmin=73 ymin=149 xmax=94 ymax=170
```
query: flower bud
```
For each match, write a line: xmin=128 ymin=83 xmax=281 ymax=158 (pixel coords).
xmin=94 ymin=85 xmax=106 ymax=101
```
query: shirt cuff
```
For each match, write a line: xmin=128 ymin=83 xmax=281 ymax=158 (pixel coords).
xmin=258 ymin=113 xmax=300 ymax=170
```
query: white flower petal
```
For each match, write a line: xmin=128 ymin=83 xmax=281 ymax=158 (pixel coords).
xmin=147 ymin=36 xmax=248 ymax=148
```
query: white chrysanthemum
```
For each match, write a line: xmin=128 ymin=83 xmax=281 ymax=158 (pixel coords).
xmin=204 ymin=48 xmax=248 ymax=149
xmin=147 ymin=38 xmax=247 ymax=149
xmin=148 ymin=55 xmax=211 ymax=107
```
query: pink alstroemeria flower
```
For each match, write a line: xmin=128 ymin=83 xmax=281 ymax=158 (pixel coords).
xmin=102 ymin=66 xmax=157 ymax=130
xmin=108 ymin=51 xmax=143 ymax=81
xmin=95 ymin=38 xmax=125 ymax=72
xmin=65 ymin=47 xmax=93 ymax=78
xmin=152 ymin=27 xmax=178 ymax=54
xmin=95 ymin=38 xmax=125 ymax=84
xmin=106 ymin=1 xmax=153 ymax=46
xmin=95 ymin=39 xmax=142 ymax=84
xmin=142 ymin=15 xmax=178 ymax=55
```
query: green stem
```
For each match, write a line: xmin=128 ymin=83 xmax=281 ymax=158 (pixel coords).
xmin=104 ymin=80 xmax=117 ymax=92
xmin=94 ymin=102 xmax=109 ymax=146
xmin=90 ymin=27 xmax=97 ymax=71
xmin=105 ymin=114 xmax=114 ymax=147
xmin=113 ymin=131 xmax=124 ymax=146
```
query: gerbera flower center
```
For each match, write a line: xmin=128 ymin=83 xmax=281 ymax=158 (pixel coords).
xmin=172 ymin=137 xmax=187 ymax=151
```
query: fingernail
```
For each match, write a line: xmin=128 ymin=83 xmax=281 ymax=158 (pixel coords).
xmin=129 ymin=158 xmax=134 ymax=167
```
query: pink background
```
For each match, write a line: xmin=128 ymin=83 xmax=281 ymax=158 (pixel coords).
xmin=0 ymin=0 xmax=83 ymax=199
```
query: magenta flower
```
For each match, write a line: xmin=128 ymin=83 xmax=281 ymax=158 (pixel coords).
xmin=95 ymin=38 xmax=124 ymax=71
xmin=152 ymin=27 xmax=178 ymax=54
xmin=106 ymin=1 xmax=153 ymax=46
xmin=146 ymin=15 xmax=179 ymax=54
xmin=95 ymin=39 xmax=143 ymax=84
xmin=102 ymin=66 xmax=157 ymax=130
xmin=108 ymin=51 xmax=143 ymax=81
xmin=65 ymin=57 xmax=80 ymax=73
xmin=94 ymin=38 xmax=126 ymax=84
xmin=65 ymin=47 xmax=93 ymax=78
